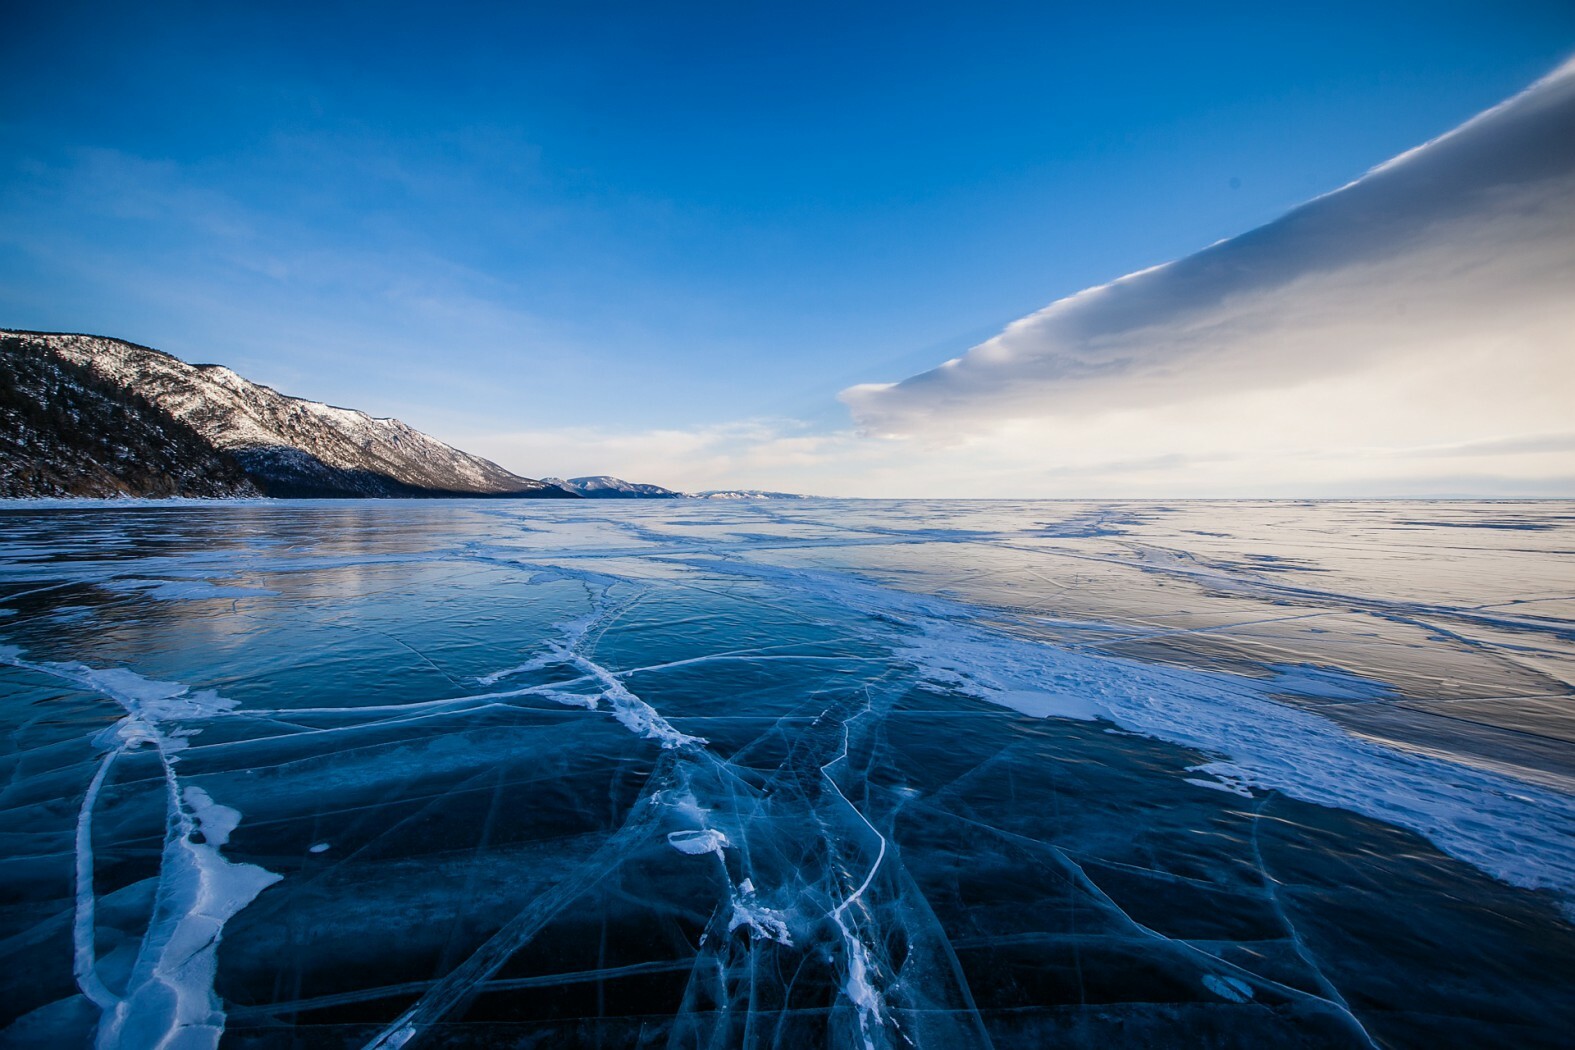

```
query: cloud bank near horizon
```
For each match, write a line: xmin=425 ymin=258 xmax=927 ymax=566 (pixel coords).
xmin=835 ymin=57 xmax=1575 ymax=495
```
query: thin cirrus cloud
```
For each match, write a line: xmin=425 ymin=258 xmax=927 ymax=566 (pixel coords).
xmin=836 ymin=56 xmax=1575 ymax=495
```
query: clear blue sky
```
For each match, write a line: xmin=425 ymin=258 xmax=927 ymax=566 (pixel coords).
xmin=2 ymin=2 xmax=1573 ymax=490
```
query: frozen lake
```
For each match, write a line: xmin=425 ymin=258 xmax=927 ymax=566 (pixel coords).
xmin=1 ymin=499 xmax=1572 ymax=1048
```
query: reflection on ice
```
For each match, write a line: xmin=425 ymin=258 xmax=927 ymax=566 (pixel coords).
xmin=0 ymin=499 xmax=1571 ymax=1048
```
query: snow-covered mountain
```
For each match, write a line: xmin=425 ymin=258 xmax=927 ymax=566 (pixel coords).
xmin=541 ymin=475 xmax=683 ymax=499
xmin=1 ymin=333 xmax=258 ymax=497
xmin=694 ymin=489 xmax=813 ymax=500
xmin=0 ymin=331 xmax=576 ymax=499
xmin=536 ymin=477 xmax=816 ymax=499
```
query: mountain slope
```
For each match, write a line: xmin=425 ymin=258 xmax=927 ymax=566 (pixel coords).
xmin=0 ymin=334 xmax=259 ymax=497
xmin=1 ymin=331 xmax=575 ymax=499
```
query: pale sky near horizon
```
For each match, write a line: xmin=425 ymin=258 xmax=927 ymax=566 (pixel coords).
xmin=3 ymin=3 xmax=1573 ymax=496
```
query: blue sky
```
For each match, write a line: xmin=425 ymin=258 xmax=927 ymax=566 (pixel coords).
xmin=3 ymin=2 xmax=1573 ymax=493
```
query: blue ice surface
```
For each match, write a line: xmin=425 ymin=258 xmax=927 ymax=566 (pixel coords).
xmin=0 ymin=498 xmax=1572 ymax=1049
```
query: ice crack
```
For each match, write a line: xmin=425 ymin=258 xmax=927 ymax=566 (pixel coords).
xmin=0 ymin=647 xmax=281 ymax=1050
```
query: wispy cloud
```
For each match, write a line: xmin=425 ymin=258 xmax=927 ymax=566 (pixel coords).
xmin=0 ymin=142 xmax=602 ymax=422
xmin=7 ymin=56 xmax=1572 ymax=497
xmin=838 ymin=57 xmax=1575 ymax=495
xmin=461 ymin=420 xmax=859 ymax=494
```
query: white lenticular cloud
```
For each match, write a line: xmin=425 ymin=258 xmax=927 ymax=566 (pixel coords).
xmin=839 ymin=57 xmax=1575 ymax=490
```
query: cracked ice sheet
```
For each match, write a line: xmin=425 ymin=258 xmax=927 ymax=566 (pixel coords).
xmin=0 ymin=498 xmax=1572 ymax=1049
xmin=0 ymin=648 xmax=280 ymax=1049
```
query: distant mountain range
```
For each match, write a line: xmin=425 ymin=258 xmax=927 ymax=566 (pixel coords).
xmin=542 ymin=475 xmax=683 ymax=499
xmin=540 ymin=476 xmax=813 ymax=500
xmin=692 ymin=489 xmax=811 ymax=500
xmin=0 ymin=331 xmax=812 ymax=501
